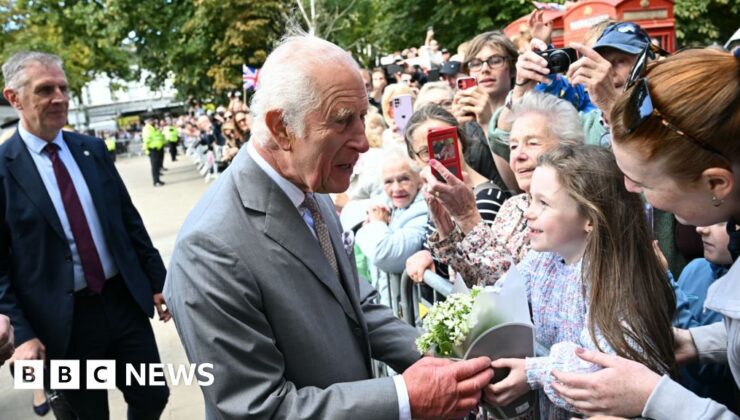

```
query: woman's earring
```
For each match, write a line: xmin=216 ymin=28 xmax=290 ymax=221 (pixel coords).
xmin=712 ymin=196 xmax=724 ymax=207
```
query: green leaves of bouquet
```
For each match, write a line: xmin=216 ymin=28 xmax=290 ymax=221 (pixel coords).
xmin=416 ymin=287 xmax=482 ymax=357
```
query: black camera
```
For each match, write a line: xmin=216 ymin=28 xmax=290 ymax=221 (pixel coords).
xmin=536 ymin=48 xmax=578 ymax=74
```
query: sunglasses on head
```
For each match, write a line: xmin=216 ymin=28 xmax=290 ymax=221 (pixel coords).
xmin=624 ymin=74 xmax=727 ymax=160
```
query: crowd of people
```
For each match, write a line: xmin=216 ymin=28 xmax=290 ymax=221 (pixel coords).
xmin=0 ymin=7 xmax=739 ymax=420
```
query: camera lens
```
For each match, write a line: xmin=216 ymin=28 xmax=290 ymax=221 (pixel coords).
xmin=548 ymin=50 xmax=572 ymax=74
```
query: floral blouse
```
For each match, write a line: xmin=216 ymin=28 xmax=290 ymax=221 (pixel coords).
xmin=428 ymin=193 xmax=531 ymax=287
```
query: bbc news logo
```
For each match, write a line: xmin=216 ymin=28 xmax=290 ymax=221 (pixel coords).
xmin=14 ymin=360 xmax=214 ymax=389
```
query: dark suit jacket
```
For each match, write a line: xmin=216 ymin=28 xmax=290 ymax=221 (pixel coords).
xmin=0 ymin=130 xmax=166 ymax=359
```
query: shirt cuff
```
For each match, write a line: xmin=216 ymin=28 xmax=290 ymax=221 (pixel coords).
xmin=392 ymin=374 xmax=412 ymax=420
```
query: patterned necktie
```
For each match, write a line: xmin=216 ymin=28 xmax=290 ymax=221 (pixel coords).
xmin=302 ymin=193 xmax=339 ymax=275
xmin=44 ymin=143 xmax=106 ymax=293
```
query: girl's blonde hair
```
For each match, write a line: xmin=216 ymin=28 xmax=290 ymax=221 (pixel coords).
xmin=538 ymin=144 xmax=676 ymax=375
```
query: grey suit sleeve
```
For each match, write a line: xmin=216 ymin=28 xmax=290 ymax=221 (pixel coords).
xmin=357 ymin=278 xmax=421 ymax=373
xmin=643 ymin=375 xmax=738 ymax=419
xmin=165 ymin=231 xmax=401 ymax=420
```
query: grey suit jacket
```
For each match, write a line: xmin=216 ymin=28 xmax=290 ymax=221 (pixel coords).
xmin=164 ymin=148 xmax=421 ymax=419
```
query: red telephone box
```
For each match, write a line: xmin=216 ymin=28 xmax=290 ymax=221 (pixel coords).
xmin=562 ymin=0 xmax=676 ymax=52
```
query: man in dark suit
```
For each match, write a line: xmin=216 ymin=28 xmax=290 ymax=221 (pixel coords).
xmin=0 ymin=51 xmax=170 ymax=419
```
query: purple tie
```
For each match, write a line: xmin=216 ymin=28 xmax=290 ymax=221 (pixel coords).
xmin=44 ymin=143 xmax=105 ymax=293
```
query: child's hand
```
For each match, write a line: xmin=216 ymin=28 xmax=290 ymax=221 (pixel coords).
xmin=483 ymin=358 xmax=529 ymax=407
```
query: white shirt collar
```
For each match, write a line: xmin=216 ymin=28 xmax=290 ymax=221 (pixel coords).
xmin=246 ymin=141 xmax=306 ymax=209
xmin=18 ymin=124 xmax=64 ymax=156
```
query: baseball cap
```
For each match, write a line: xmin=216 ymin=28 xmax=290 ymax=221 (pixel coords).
xmin=593 ymin=22 xmax=650 ymax=55
xmin=440 ymin=60 xmax=461 ymax=76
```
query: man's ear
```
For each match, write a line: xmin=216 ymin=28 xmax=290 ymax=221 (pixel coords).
xmin=265 ymin=109 xmax=293 ymax=151
xmin=703 ymin=167 xmax=735 ymax=201
xmin=3 ymin=88 xmax=21 ymax=110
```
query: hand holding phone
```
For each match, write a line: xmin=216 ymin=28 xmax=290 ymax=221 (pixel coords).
xmin=427 ymin=126 xmax=463 ymax=182
xmin=456 ymin=76 xmax=477 ymax=91
xmin=392 ymin=95 xmax=414 ymax=134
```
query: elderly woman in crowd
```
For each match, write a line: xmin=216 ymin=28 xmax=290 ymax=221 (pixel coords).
xmin=423 ymin=91 xmax=584 ymax=286
xmin=550 ymin=47 xmax=740 ymax=420
xmin=414 ymin=81 xmax=454 ymax=111
xmin=402 ymin=104 xmax=510 ymax=284
xmin=355 ymin=151 xmax=428 ymax=306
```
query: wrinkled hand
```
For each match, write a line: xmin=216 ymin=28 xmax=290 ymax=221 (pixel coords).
xmin=673 ymin=327 xmax=698 ymax=366
xmin=406 ymin=250 xmax=435 ymax=283
xmin=514 ymin=38 xmax=551 ymax=91
xmin=153 ymin=293 xmax=172 ymax=322
xmin=367 ymin=204 xmax=391 ymax=224
xmin=550 ymin=348 xmax=660 ymax=417
xmin=484 ymin=358 xmax=529 ymax=407
xmin=10 ymin=338 xmax=45 ymax=362
xmin=423 ymin=161 xmax=481 ymax=234
xmin=421 ymin=181 xmax=456 ymax=238
xmin=0 ymin=315 xmax=14 ymax=365
xmin=528 ymin=10 xmax=553 ymax=45
xmin=403 ymin=356 xmax=493 ymax=419
xmin=452 ymin=86 xmax=492 ymax=127
xmin=566 ymin=42 xmax=618 ymax=117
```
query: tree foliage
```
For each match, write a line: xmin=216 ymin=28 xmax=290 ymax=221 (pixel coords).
xmin=0 ymin=0 xmax=133 ymax=97
xmin=674 ymin=0 xmax=740 ymax=47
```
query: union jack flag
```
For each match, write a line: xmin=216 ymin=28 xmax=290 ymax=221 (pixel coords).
xmin=242 ymin=65 xmax=260 ymax=90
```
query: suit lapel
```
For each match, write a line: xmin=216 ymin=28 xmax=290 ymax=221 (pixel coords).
xmin=4 ymin=133 xmax=66 ymax=242
xmin=63 ymin=134 xmax=112 ymax=240
xmin=235 ymin=151 xmax=360 ymax=326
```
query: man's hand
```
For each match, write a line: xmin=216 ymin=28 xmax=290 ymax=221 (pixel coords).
xmin=0 ymin=315 xmax=14 ymax=365
xmin=514 ymin=39 xmax=550 ymax=91
xmin=550 ymin=348 xmax=660 ymax=417
xmin=567 ymin=42 xmax=618 ymax=117
xmin=154 ymin=293 xmax=172 ymax=322
xmin=406 ymin=250 xmax=435 ymax=283
xmin=452 ymin=86 xmax=493 ymax=128
xmin=483 ymin=358 xmax=529 ymax=407
xmin=403 ymin=356 xmax=493 ymax=419
xmin=10 ymin=338 xmax=45 ymax=362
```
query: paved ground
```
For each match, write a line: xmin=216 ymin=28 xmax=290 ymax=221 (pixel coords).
xmin=0 ymin=153 xmax=210 ymax=419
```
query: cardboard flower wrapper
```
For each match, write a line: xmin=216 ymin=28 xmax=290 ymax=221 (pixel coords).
xmin=456 ymin=259 xmax=539 ymax=419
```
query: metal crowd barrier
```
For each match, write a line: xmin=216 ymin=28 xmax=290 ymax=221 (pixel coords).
xmin=399 ymin=269 xmax=452 ymax=328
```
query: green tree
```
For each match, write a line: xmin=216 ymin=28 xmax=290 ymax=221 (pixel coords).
xmin=675 ymin=0 xmax=740 ymax=47
xmin=0 ymin=0 xmax=133 ymax=97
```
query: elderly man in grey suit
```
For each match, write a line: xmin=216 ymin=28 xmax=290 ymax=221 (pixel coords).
xmin=164 ymin=32 xmax=494 ymax=419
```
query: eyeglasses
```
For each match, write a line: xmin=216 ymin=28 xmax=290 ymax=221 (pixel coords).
xmin=413 ymin=146 xmax=430 ymax=161
xmin=466 ymin=55 xmax=507 ymax=71
xmin=624 ymin=77 xmax=726 ymax=159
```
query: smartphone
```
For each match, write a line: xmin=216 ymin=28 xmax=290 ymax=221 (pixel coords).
xmin=427 ymin=126 xmax=463 ymax=182
xmin=392 ymin=95 xmax=414 ymax=134
xmin=456 ymin=76 xmax=477 ymax=91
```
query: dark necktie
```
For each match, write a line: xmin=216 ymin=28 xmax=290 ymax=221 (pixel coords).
xmin=302 ymin=193 xmax=339 ymax=275
xmin=44 ymin=143 xmax=106 ymax=293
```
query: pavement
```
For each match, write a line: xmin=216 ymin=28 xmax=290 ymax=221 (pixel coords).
xmin=0 ymin=152 xmax=210 ymax=419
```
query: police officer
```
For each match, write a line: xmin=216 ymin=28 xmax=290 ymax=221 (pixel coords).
xmin=142 ymin=119 xmax=165 ymax=186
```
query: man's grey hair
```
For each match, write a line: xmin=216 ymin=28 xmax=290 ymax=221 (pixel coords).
xmin=249 ymin=30 xmax=359 ymax=147
xmin=2 ymin=51 xmax=64 ymax=91
xmin=503 ymin=91 xmax=584 ymax=146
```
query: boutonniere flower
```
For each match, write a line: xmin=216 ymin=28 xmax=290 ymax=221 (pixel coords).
xmin=341 ymin=230 xmax=355 ymax=255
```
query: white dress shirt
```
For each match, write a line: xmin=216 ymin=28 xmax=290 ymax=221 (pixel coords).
xmin=19 ymin=125 xmax=118 ymax=290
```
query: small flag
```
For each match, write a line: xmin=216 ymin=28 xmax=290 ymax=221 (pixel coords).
xmin=242 ymin=65 xmax=260 ymax=90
